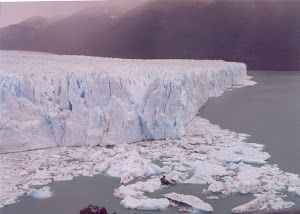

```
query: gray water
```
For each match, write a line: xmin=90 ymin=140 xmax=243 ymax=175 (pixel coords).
xmin=199 ymin=70 xmax=300 ymax=174
xmin=1 ymin=70 xmax=300 ymax=214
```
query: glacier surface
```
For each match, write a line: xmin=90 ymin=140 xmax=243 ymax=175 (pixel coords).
xmin=0 ymin=51 xmax=254 ymax=153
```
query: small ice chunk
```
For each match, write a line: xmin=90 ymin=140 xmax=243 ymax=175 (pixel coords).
xmin=29 ymin=187 xmax=52 ymax=199
xmin=181 ymin=143 xmax=195 ymax=150
xmin=144 ymin=164 xmax=171 ymax=176
xmin=114 ymin=186 xmax=144 ymax=199
xmin=227 ymin=162 xmax=240 ymax=170
xmin=164 ymin=192 xmax=213 ymax=212
xmin=174 ymin=165 xmax=187 ymax=172
xmin=206 ymin=136 xmax=213 ymax=145
xmin=163 ymin=171 xmax=184 ymax=184
xmin=195 ymin=146 xmax=210 ymax=154
xmin=287 ymin=173 xmax=300 ymax=187
xmin=207 ymin=196 xmax=219 ymax=200
xmin=33 ymin=170 xmax=52 ymax=180
xmin=89 ymin=150 xmax=103 ymax=159
xmin=237 ymin=180 xmax=261 ymax=194
xmin=185 ymin=161 xmax=228 ymax=184
xmin=93 ymin=162 xmax=109 ymax=173
xmin=120 ymin=173 xmax=135 ymax=184
xmin=106 ymin=154 xmax=144 ymax=178
xmin=161 ymin=175 xmax=175 ymax=185
xmin=237 ymin=167 xmax=262 ymax=181
xmin=120 ymin=196 xmax=169 ymax=210
xmin=190 ymin=153 xmax=207 ymax=160
xmin=127 ymin=178 xmax=161 ymax=193
xmin=208 ymin=181 xmax=225 ymax=193
xmin=214 ymin=147 xmax=270 ymax=164
xmin=53 ymin=174 xmax=73 ymax=181
xmin=231 ymin=195 xmax=267 ymax=213
xmin=185 ymin=161 xmax=228 ymax=176
xmin=247 ymin=143 xmax=264 ymax=148
xmin=288 ymin=187 xmax=300 ymax=196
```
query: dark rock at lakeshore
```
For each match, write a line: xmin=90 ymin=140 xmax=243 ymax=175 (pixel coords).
xmin=79 ymin=205 xmax=115 ymax=214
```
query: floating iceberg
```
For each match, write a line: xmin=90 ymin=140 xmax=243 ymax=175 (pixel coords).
xmin=29 ymin=187 xmax=52 ymax=199
xmin=213 ymin=147 xmax=271 ymax=164
xmin=113 ymin=185 xmax=145 ymax=199
xmin=184 ymin=161 xmax=228 ymax=184
xmin=120 ymin=196 xmax=169 ymax=210
xmin=231 ymin=195 xmax=267 ymax=213
xmin=164 ymin=192 xmax=213 ymax=212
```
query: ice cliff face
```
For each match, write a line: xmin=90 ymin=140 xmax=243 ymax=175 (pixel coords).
xmin=0 ymin=51 xmax=252 ymax=153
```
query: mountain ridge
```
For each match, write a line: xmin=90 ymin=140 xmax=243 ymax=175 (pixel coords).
xmin=1 ymin=0 xmax=299 ymax=71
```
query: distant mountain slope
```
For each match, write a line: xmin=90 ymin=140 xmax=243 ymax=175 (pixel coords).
xmin=0 ymin=16 xmax=51 ymax=50
xmin=93 ymin=0 xmax=300 ymax=71
xmin=1 ymin=0 xmax=299 ymax=71
xmin=0 ymin=0 xmax=146 ymax=54
xmin=0 ymin=1 xmax=134 ymax=55
xmin=35 ymin=4 xmax=123 ymax=55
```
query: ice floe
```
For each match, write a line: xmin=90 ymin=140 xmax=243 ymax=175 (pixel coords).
xmin=114 ymin=186 xmax=145 ymax=199
xmin=29 ymin=187 xmax=52 ymax=199
xmin=231 ymin=195 xmax=267 ymax=213
xmin=120 ymin=196 xmax=169 ymax=210
xmin=124 ymin=177 xmax=161 ymax=194
xmin=164 ymin=192 xmax=213 ymax=212
xmin=213 ymin=147 xmax=271 ymax=165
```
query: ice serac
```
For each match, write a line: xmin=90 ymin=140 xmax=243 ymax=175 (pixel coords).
xmin=0 ymin=51 xmax=254 ymax=152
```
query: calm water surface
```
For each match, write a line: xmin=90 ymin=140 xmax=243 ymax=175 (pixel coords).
xmin=199 ymin=70 xmax=300 ymax=174
xmin=1 ymin=70 xmax=300 ymax=214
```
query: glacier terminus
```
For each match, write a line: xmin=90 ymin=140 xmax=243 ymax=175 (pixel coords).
xmin=0 ymin=51 xmax=253 ymax=153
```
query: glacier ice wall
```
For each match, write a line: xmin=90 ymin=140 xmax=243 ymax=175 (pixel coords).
xmin=0 ymin=51 xmax=252 ymax=153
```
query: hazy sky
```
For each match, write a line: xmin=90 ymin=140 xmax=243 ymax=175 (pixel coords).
xmin=0 ymin=1 xmax=106 ymax=28
xmin=0 ymin=0 xmax=149 ymax=28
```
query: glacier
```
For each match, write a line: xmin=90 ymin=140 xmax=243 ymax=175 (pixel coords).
xmin=2 ymin=52 xmax=300 ymax=213
xmin=0 ymin=51 xmax=254 ymax=153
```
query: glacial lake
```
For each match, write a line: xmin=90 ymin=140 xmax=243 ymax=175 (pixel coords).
xmin=1 ymin=70 xmax=300 ymax=214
